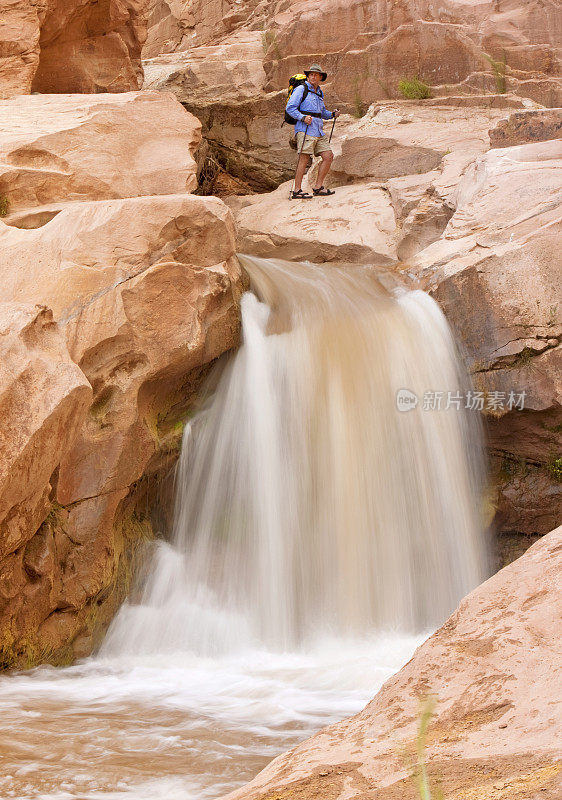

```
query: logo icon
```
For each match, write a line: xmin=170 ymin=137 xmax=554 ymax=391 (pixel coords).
xmin=396 ymin=388 xmax=418 ymax=412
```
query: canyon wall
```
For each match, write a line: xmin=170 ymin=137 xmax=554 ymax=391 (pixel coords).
xmin=142 ymin=0 xmax=562 ymax=188
xmin=0 ymin=0 xmax=150 ymax=96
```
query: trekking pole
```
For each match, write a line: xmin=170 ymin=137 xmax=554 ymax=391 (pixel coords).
xmin=289 ymin=123 xmax=310 ymax=199
xmin=328 ymin=112 xmax=338 ymax=143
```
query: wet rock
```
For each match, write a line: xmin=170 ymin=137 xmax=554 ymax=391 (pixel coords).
xmin=221 ymin=526 xmax=562 ymax=800
xmin=417 ymin=140 xmax=562 ymax=535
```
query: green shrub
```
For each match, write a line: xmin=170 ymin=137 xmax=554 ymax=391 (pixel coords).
xmin=398 ymin=77 xmax=432 ymax=100
xmin=0 ymin=195 xmax=8 ymax=217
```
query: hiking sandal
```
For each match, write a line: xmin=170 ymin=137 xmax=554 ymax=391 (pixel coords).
xmin=291 ymin=189 xmax=313 ymax=199
xmin=313 ymin=186 xmax=336 ymax=196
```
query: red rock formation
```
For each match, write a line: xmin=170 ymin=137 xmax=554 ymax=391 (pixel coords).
xmin=0 ymin=0 xmax=149 ymax=97
xmin=422 ymin=138 xmax=562 ymax=536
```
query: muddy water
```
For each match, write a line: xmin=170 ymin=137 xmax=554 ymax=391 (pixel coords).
xmin=0 ymin=636 xmax=422 ymax=799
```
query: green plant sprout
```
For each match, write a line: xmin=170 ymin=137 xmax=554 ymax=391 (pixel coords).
xmin=401 ymin=696 xmax=444 ymax=800
xmin=483 ymin=51 xmax=507 ymax=93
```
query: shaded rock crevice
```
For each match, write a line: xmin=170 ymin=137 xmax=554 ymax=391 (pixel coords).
xmin=0 ymin=0 xmax=150 ymax=98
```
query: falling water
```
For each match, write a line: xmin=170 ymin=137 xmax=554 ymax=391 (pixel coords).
xmin=104 ymin=255 xmax=488 ymax=657
xmin=0 ymin=256 xmax=489 ymax=800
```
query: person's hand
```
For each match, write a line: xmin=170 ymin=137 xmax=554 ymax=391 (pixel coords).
xmin=333 ymin=109 xmax=341 ymax=118
xmin=304 ymin=115 xmax=313 ymax=125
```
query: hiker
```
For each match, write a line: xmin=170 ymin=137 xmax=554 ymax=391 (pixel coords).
xmin=285 ymin=63 xmax=340 ymax=200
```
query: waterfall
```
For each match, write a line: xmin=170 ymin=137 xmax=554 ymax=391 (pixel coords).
xmin=2 ymin=256 xmax=491 ymax=800
xmin=103 ymin=255 xmax=489 ymax=657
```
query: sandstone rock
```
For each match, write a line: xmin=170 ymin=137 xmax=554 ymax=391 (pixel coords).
xmin=411 ymin=140 xmax=562 ymax=536
xmin=144 ymin=0 xmax=187 ymax=58
xmin=328 ymin=135 xmax=443 ymax=184
xmin=0 ymin=303 xmax=91 ymax=564
xmin=0 ymin=193 xmax=236 ymax=314
xmin=0 ymin=194 xmax=244 ymax=667
xmin=233 ymin=180 xmax=397 ymax=264
xmin=145 ymin=0 xmax=562 ymax=108
xmin=0 ymin=0 xmax=149 ymax=98
xmin=262 ymin=0 xmax=562 ymax=107
xmin=0 ymin=91 xmax=201 ymax=223
xmin=144 ymin=31 xmax=267 ymax=103
xmin=490 ymin=108 xmax=562 ymax=147
xmin=0 ymin=0 xmax=42 ymax=97
xmin=144 ymin=0 xmax=260 ymax=56
xmin=0 ymin=91 xmax=245 ymax=668
xmin=396 ymin=194 xmax=454 ymax=261
xmin=233 ymin=102 xmax=518 ymax=263
xmin=337 ymin=103 xmax=524 ymax=204
xmin=221 ymin=526 xmax=562 ymax=800
xmin=142 ymin=0 xmax=562 ymax=189
xmin=143 ymin=32 xmax=285 ymax=191
xmin=491 ymin=462 xmax=562 ymax=539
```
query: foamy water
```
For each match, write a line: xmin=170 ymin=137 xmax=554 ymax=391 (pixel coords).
xmin=0 ymin=634 xmax=423 ymax=799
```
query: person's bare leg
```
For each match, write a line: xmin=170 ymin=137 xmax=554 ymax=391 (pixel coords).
xmin=294 ymin=154 xmax=311 ymax=191
xmin=314 ymin=150 xmax=334 ymax=190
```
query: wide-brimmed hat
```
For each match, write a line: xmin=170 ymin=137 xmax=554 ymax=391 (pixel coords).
xmin=304 ymin=63 xmax=327 ymax=81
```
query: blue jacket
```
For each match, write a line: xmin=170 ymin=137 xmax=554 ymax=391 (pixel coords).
xmin=286 ymin=81 xmax=334 ymax=137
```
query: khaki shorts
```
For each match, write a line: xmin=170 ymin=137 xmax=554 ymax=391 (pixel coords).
xmin=296 ymin=132 xmax=332 ymax=157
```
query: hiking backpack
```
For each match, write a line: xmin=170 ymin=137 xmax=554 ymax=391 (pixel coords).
xmin=284 ymin=74 xmax=309 ymax=124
